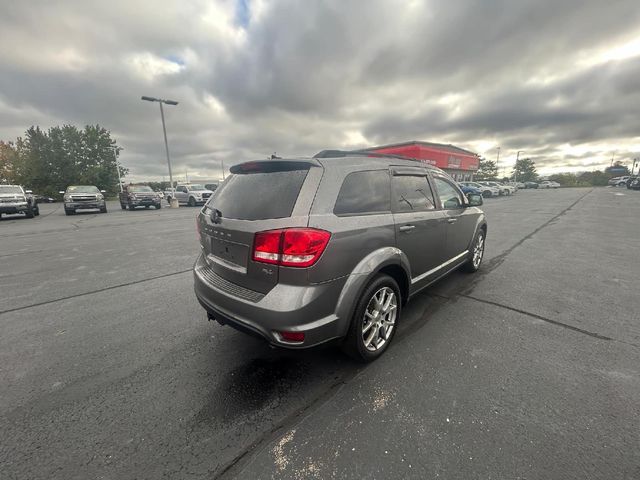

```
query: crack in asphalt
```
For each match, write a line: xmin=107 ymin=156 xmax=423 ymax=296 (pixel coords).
xmin=472 ymin=188 xmax=592 ymax=284
xmin=458 ymin=294 xmax=639 ymax=349
xmin=0 ymin=269 xmax=193 ymax=316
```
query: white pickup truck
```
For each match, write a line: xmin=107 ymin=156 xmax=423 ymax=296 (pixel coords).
xmin=164 ymin=184 xmax=214 ymax=207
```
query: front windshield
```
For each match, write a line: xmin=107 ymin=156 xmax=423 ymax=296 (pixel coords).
xmin=129 ymin=186 xmax=153 ymax=193
xmin=67 ymin=185 xmax=99 ymax=193
xmin=188 ymin=184 xmax=206 ymax=190
xmin=0 ymin=186 xmax=23 ymax=194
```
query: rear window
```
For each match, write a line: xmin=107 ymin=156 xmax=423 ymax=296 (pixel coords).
xmin=334 ymin=170 xmax=390 ymax=215
xmin=209 ymin=165 xmax=309 ymax=220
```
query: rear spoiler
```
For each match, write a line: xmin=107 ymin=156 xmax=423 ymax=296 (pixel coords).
xmin=230 ymin=159 xmax=320 ymax=174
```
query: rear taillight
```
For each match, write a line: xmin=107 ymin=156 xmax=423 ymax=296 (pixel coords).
xmin=252 ymin=228 xmax=331 ymax=268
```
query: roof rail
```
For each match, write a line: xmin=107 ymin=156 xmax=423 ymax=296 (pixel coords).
xmin=313 ymin=149 xmax=420 ymax=162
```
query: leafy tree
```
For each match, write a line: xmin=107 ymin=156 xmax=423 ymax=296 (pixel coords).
xmin=512 ymin=157 xmax=537 ymax=182
xmin=475 ymin=158 xmax=498 ymax=180
xmin=2 ymin=124 xmax=127 ymax=196
xmin=577 ymin=170 xmax=610 ymax=186
xmin=0 ymin=141 xmax=19 ymax=183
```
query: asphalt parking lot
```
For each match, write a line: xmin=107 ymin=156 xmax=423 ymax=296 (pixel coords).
xmin=1 ymin=188 xmax=639 ymax=479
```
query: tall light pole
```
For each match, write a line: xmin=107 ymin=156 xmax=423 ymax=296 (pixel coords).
xmin=514 ymin=150 xmax=524 ymax=182
xmin=112 ymin=146 xmax=123 ymax=193
xmin=495 ymin=146 xmax=501 ymax=178
xmin=141 ymin=96 xmax=179 ymax=208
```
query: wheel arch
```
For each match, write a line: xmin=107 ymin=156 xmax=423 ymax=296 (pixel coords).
xmin=334 ymin=247 xmax=411 ymax=337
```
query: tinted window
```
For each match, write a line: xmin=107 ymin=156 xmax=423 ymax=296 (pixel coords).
xmin=209 ymin=168 xmax=309 ymax=220
xmin=433 ymin=176 xmax=465 ymax=209
xmin=334 ymin=170 xmax=390 ymax=215
xmin=129 ymin=185 xmax=153 ymax=192
xmin=392 ymin=175 xmax=436 ymax=212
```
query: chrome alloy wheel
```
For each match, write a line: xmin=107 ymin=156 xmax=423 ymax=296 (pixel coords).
xmin=473 ymin=232 xmax=485 ymax=269
xmin=362 ymin=287 xmax=397 ymax=352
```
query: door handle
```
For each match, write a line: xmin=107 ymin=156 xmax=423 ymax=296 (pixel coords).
xmin=447 ymin=218 xmax=458 ymax=224
xmin=399 ymin=225 xmax=415 ymax=232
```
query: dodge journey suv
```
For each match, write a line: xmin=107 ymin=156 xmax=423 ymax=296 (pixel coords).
xmin=194 ymin=154 xmax=487 ymax=361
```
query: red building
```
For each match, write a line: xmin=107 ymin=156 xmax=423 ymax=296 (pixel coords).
xmin=364 ymin=141 xmax=480 ymax=181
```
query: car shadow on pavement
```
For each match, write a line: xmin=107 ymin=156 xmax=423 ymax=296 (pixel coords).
xmin=192 ymin=338 xmax=356 ymax=429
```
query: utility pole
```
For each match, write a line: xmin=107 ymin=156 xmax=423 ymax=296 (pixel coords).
xmin=496 ymin=146 xmax=501 ymax=178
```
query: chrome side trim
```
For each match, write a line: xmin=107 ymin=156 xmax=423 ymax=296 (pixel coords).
xmin=411 ymin=250 xmax=469 ymax=284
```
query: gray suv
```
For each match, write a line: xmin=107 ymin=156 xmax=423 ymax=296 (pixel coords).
xmin=194 ymin=155 xmax=487 ymax=361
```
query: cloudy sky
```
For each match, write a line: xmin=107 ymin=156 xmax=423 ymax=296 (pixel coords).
xmin=1 ymin=0 xmax=639 ymax=180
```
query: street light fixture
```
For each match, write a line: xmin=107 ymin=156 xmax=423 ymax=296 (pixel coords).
xmin=141 ymin=96 xmax=179 ymax=208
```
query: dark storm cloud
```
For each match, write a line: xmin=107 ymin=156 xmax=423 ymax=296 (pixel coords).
xmin=0 ymin=0 xmax=639 ymax=178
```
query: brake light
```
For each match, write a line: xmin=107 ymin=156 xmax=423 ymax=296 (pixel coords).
xmin=252 ymin=228 xmax=331 ymax=268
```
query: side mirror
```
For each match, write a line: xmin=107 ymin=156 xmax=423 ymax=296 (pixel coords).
xmin=25 ymin=190 xmax=33 ymax=194
xmin=467 ymin=193 xmax=483 ymax=207
xmin=59 ymin=191 xmax=65 ymax=194
xmin=100 ymin=190 xmax=106 ymax=193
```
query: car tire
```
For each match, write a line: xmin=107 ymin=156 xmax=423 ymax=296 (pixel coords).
xmin=120 ymin=203 xmax=126 ymax=210
xmin=128 ymin=204 xmax=135 ymax=211
xmin=34 ymin=206 xmax=40 ymax=216
xmin=155 ymin=204 xmax=162 ymax=209
xmin=342 ymin=274 xmax=401 ymax=362
xmin=461 ymin=229 xmax=485 ymax=273
xmin=25 ymin=207 xmax=34 ymax=218
xmin=100 ymin=206 xmax=108 ymax=213
xmin=188 ymin=197 xmax=196 ymax=207
xmin=65 ymin=208 xmax=74 ymax=216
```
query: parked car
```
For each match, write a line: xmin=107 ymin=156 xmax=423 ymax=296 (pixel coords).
xmin=119 ymin=184 xmax=162 ymax=210
xmin=165 ymin=184 xmax=214 ymax=206
xmin=204 ymin=182 xmax=219 ymax=192
xmin=460 ymin=181 xmax=500 ymax=198
xmin=498 ymin=182 xmax=517 ymax=195
xmin=608 ymin=176 xmax=630 ymax=187
xmin=0 ymin=185 xmax=39 ymax=218
xmin=478 ymin=181 xmax=513 ymax=196
xmin=538 ymin=181 xmax=560 ymax=189
xmin=60 ymin=185 xmax=107 ymax=215
xmin=194 ymin=155 xmax=487 ymax=361
xmin=35 ymin=194 xmax=56 ymax=203
xmin=524 ymin=182 xmax=539 ymax=189
xmin=627 ymin=176 xmax=640 ymax=190
xmin=458 ymin=183 xmax=482 ymax=196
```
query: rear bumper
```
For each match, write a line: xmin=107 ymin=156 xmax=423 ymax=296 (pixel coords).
xmin=193 ymin=253 xmax=349 ymax=348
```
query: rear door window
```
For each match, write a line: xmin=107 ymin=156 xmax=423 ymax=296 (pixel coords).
xmin=334 ymin=170 xmax=390 ymax=215
xmin=392 ymin=175 xmax=436 ymax=212
xmin=209 ymin=163 xmax=309 ymax=220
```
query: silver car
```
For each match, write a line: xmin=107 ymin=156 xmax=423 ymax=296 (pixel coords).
xmin=194 ymin=154 xmax=487 ymax=361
